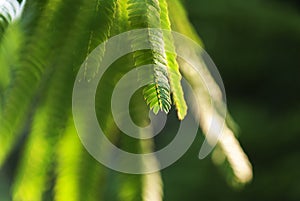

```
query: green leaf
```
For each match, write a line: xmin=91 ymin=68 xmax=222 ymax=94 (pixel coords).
xmin=0 ymin=22 xmax=23 ymax=107
xmin=159 ymin=0 xmax=187 ymax=120
xmin=127 ymin=0 xmax=172 ymax=114
xmin=12 ymin=0 xmax=118 ymax=200
xmin=0 ymin=0 xmax=67 ymax=166
xmin=12 ymin=1 xmax=92 ymax=200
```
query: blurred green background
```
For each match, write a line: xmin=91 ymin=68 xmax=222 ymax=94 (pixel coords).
xmin=1 ymin=0 xmax=300 ymax=200
xmin=162 ymin=0 xmax=300 ymax=200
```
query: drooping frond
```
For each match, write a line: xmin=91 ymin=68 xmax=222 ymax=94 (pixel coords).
xmin=76 ymin=2 xmax=119 ymax=200
xmin=12 ymin=1 xmax=89 ymax=200
xmin=112 ymin=0 xmax=130 ymax=33
xmin=82 ymin=0 xmax=117 ymax=81
xmin=158 ymin=0 xmax=187 ymax=120
xmin=127 ymin=0 xmax=172 ymax=114
xmin=95 ymin=53 xmax=144 ymax=201
xmin=0 ymin=0 xmax=253 ymax=199
xmin=0 ymin=0 xmax=67 ymax=166
xmin=0 ymin=0 xmax=25 ymax=94
xmin=168 ymin=0 xmax=253 ymax=185
xmin=93 ymin=33 xmax=163 ymax=200
xmin=46 ymin=1 xmax=117 ymax=200
xmin=0 ymin=22 xmax=23 ymax=106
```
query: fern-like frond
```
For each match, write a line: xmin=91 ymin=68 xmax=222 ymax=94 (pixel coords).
xmin=158 ymin=0 xmax=187 ymax=120
xmin=127 ymin=0 xmax=172 ymax=114
xmin=82 ymin=0 xmax=116 ymax=81
xmin=112 ymin=0 xmax=130 ymax=33
xmin=0 ymin=0 xmax=252 ymax=198
xmin=12 ymin=1 xmax=90 ymax=200
xmin=94 ymin=44 xmax=163 ymax=200
xmin=168 ymin=0 xmax=252 ymax=185
xmin=0 ymin=22 xmax=23 ymax=107
xmin=53 ymin=3 xmax=125 ymax=194
xmin=0 ymin=0 xmax=25 ymax=145
xmin=0 ymin=0 xmax=67 ymax=166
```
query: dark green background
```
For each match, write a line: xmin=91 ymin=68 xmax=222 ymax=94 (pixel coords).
xmin=162 ymin=0 xmax=300 ymax=200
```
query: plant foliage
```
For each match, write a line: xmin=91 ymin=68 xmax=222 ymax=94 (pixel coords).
xmin=0 ymin=0 xmax=252 ymax=200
